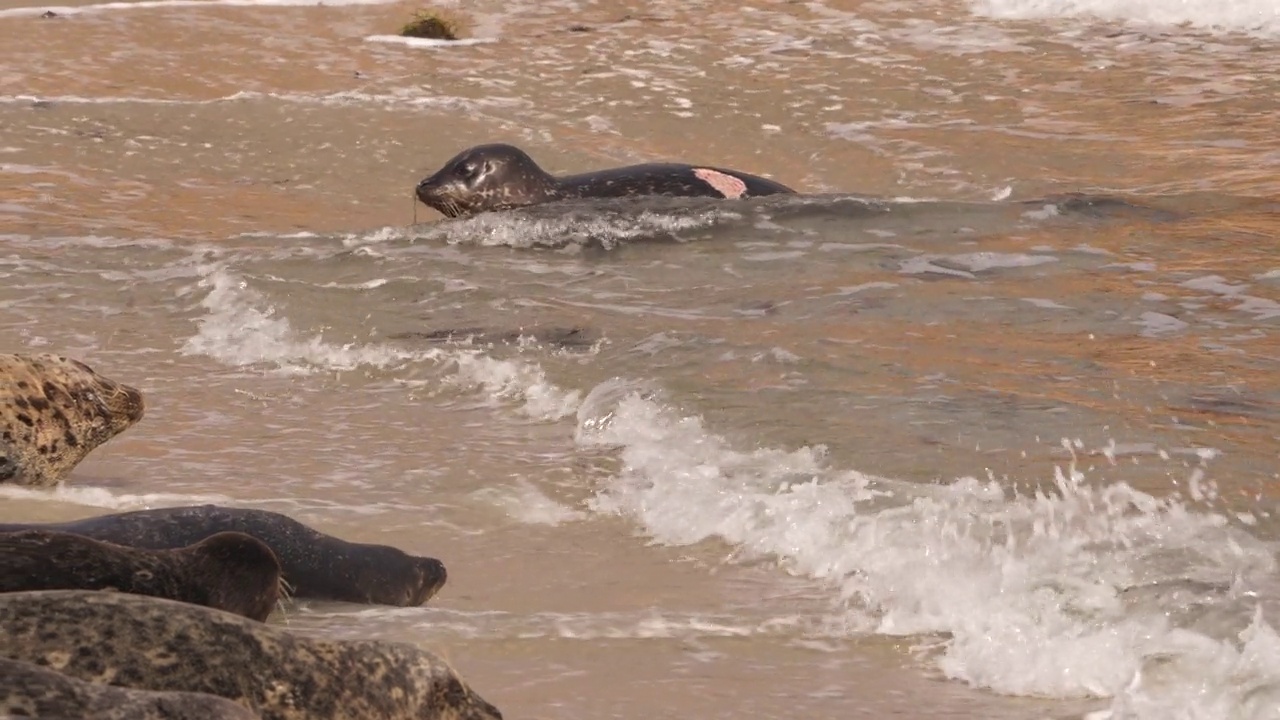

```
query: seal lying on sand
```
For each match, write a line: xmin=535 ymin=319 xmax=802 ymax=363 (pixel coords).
xmin=1 ymin=657 xmax=261 ymax=720
xmin=0 ymin=353 xmax=145 ymax=487
xmin=0 ymin=590 xmax=503 ymax=720
xmin=415 ymin=143 xmax=795 ymax=218
xmin=0 ymin=504 xmax=446 ymax=606
xmin=0 ymin=529 xmax=282 ymax=621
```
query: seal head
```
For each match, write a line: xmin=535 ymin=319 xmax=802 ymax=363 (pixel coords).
xmin=415 ymin=143 xmax=558 ymax=218
xmin=0 ymin=353 xmax=145 ymax=487
xmin=0 ymin=529 xmax=283 ymax=622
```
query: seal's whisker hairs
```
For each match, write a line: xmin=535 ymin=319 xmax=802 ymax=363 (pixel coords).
xmin=273 ymin=575 xmax=295 ymax=625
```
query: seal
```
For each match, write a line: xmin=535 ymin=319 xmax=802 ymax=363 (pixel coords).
xmin=390 ymin=325 xmax=600 ymax=350
xmin=0 ymin=504 xmax=446 ymax=606
xmin=1 ymin=657 xmax=261 ymax=720
xmin=415 ymin=143 xmax=796 ymax=218
xmin=0 ymin=590 xmax=504 ymax=720
xmin=0 ymin=353 xmax=145 ymax=487
xmin=0 ymin=529 xmax=283 ymax=622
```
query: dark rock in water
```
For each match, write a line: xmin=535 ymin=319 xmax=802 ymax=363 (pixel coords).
xmin=391 ymin=325 xmax=601 ymax=350
xmin=0 ymin=505 xmax=446 ymax=607
xmin=0 ymin=657 xmax=261 ymax=720
xmin=0 ymin=590 xmax=504 ymax=720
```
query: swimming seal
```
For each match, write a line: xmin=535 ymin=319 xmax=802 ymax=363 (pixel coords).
xmin=415 ymin=143 xmax=795 ymax=218
xmin=0 ymin=353 xmax=145 ymax=487
xmin=0 ymin=590 xmax=504 ymax=720
xmin=0 ymin=529 xmax=283 ymax=621
xmin=0 ymin=504 xmax=446 ymax=606
xmin=1 ymin=657 xmax=261 ymax=720
xmin=390 ymin=325 xmax=600 ymax=350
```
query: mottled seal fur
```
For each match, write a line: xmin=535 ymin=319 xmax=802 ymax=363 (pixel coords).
xmin=0 ymin=529 xmax=282 ymax=621
xmin=1 ymin=657 xmax=261 ymax=720
xmin=0 ymin=504 xmax=446 ymax=606
xmin=0 ymin=590 xmax=503 ymax=720
xmin=0 ymin=353 xmax=145 ymax=487
xmin=415 ymin=143 xmax=795 ymax=218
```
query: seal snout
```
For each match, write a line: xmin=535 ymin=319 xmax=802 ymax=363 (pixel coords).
xmin=411 ymin=557 xmax=448 ymax=605
xmin=113 ymin=383 xmax=146 ymax=425
xmin=415 ymin=173 xmax=464 ymax=218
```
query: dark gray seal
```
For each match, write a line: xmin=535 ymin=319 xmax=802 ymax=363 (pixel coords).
xmin=0 ymin=529 xmax=283 ymax=622
xmin=0 ymin=590 xmax=503 ymax=720
xmin=0 ymin=353 xmax=145 ymax=487
xmin=1 ymin=657 xmax=261 ymax=720
xmin=415 ymin=142 xmax=795 ymax=218
xmin=390 ymin=325 xmax=600 ymax=350
xmin=0 ymin=504 xmax=446 ymax=607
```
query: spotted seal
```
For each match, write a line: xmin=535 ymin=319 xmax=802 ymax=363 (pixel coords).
xmin=0 ymin=353 xmax=145 ymax=487
xmin=0 ymin=590 xmax=503 ymax=720
xmin=415 ymin=143 xmax=795 ymax=218
xmin=1 ymin=657 xmax=261 ymax=720
xmin=0 ymin=529 xmax=283 ymax=621
xmin=0 ymin=504 xmax=446 ymax=606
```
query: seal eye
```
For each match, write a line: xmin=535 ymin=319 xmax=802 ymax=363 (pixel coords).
xmin=458 ymin=161 xmax=480 ymax=180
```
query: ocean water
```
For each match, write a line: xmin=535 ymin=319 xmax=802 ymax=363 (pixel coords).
xmin=2 ymin=0 xmax=1279 ymax=719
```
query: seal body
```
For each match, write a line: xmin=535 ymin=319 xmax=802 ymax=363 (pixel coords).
xmin=0 ymin=353 xmax=145 ymax=487
xmin=1 ymin=657 xmax=261 ymax=720
xmin=0 ymin=590 xmax=503 ymax=720
xmin=0 ymin=529 xmax=282 ymax=621
xmin=0 ymin=504 xmax=447 ymax=606
xmin=415 ymin=143 xmax=795 ymax=218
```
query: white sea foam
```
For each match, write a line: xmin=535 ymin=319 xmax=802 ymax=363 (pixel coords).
xmin=179 ymin=268 xmax=420 ymax=374
xmin=574 ymin=386 xmax=1280 ymax=718
xmin=969 ymin=0 xmax=1280 ymax=38
xmin=288 ymin=606 xmax=850 ymax=644
xmin=411 ymin=202 xmax=741 ymax=250
xmin=447 ymin=351 xmax=581 ymax=421
xmin=0 ymin=484 xmax=233 ymax=509
xmin=0 ymin=0 xmax=396 ymax=19
xmin=363 ymin=35 xmax=496 ymax=48
xmin=179 ymin=266 xmax=581 ymax=417
xmin=470 ymin=478 xmax=586 ymax=525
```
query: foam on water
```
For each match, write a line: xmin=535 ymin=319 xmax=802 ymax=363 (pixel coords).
xmin=574 ymin=386 xmax=1280 ymax=718
xmin=470 ymin=478 xmax=586 ymax=525
xmin=292 ymin=606 xmax=851 ymax=644
xmin=408 ymin=200 xmax=745 ymax=250
xmin=970 ymin=0 xmax=1280 ymax=37
xmin=363 ymin=35 xmax=497 ymax=49
xmin=0 ymin=484 xmax=233 ymax=510
xmin=179 ymin=267 xmax=419 ymax=374
xmin=179 ymin=266 xmax=581 ymax=418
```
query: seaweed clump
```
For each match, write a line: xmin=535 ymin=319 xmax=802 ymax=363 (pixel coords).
xmin=400 ymin=9 xmax=463 ymax=40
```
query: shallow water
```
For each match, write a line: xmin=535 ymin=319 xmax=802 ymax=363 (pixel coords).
xmin=2 ymin=0 xmax=1280 ymax=718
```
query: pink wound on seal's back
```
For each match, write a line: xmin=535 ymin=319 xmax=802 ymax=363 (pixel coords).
xmin=693 ymin=168 xmax=748 ymax=199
